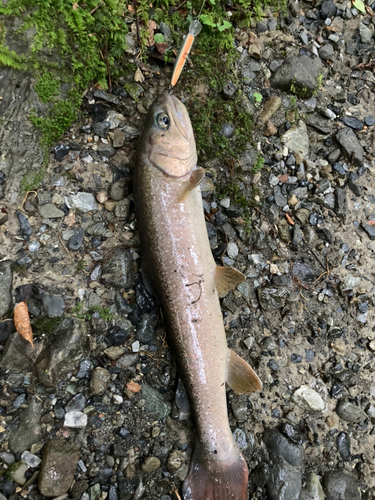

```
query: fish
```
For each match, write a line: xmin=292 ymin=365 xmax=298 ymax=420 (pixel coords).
xmin=133 ymin=93 xmax=262 ymax=500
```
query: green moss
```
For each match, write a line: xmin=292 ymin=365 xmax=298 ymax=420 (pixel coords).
xmin=252 ymin=152 xmax=265 ymax=174
xmin=34 ymin=71 xmax=60 ymax=104
xmin=33 ymin=316 xmax=62 ymax=337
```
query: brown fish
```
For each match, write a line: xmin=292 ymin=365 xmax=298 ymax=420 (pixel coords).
xmin=134 ymin=93 xmax=262 ymax=500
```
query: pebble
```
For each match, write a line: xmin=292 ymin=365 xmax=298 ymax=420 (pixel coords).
xmin=336 ymin=401 xmax=366 ymax=423
xmin=21 ymin=450 xmax=42 ymax=468
xmin=64 ymin=410 xmax=88 ymax=428
xmin=141 ymin=457 xmax=161 ymax=473
xmin=292 ymin=386 xmax=326 ymax=412
xmin=90 ymin=367 xmax=111 ymax=395
xmin=227 ymin=242 xmax=239 ymax=259
xmin=65 ymin=192 xmax=98 ymax=212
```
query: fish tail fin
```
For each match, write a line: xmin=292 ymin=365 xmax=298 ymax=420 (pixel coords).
xmin=183 ymin=441 xmax=248 ymax=500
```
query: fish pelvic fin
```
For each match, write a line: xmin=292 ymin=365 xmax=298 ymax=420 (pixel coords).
xmin=226 ymin=348 xmax=262 ymax=395
xmin=179 ymin=168 xmax=214 ymax=202
xmin=215 ymin=266 xmax=245 ymax=298
xmin=183 ymin=440 xmax=248 ymax=500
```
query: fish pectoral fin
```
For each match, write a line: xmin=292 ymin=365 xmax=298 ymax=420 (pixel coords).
xmin=215 ymin=266 xmax=245 ymax=298
xmin=179 ymin=168 xmax=214 ymax=202
xmin=226 ymin=348 xmax=262 ymax=395
xmin=199 ymin=175 xmax=215 ymax=192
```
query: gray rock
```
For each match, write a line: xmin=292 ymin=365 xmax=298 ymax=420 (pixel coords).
xmin=65 ymin=192 xmax=98 ymax=212
xmin=323 ymin=471 xmax=360 ymax=500
xmin=115 ymin=198 xmax=131 ymax=220
xmin=38 ymin=439 xmax=80 ymax=497
xmin=98 ymin=143 xmax=116 ymax=158
xmin=274 ymin=186 xmax=287 ymax=207
xmin=120 ymin=124 xmax=141 ymax=141
xmin=361 ymin=222 xmax=375 ymax=241
xmin=17 ymin=211 xmax=32 ymax=238
xmin=110 ymin=179 xmax=128 ymax=201
xmin=271 ymin=56 xmax=323 ymax=98
xmin=90 ymin=367 xmax=111 ymax=395
xmin=336 ymin=128 xmax=364 ymax=167
xmin=64 ymin=410 xmax=88 ymax=428
xmin=9 ymin=398 xmax=42 ymax=454
xmin=359 ymin=23 xmax=373 ymax=44
xmin=42 ymin=293 xmax=65 ymax=317
xmin=291 ymin=262 xmax=317 ymax=283
xmin=142 ymin=384 xmax=172 ymax=419
xmin=112 ymin=128 xmax=126 ymax=148
xmin=334 ymin=188 xmax=348 ymax=218
xmin=37 ymin=191 xmax=52 ymax=205
xmin=292 ymin=224 xmax=303 ymax=246
xmin=263 ymin=428 xmax=305 ymax=500
xmin=0 ymin=260 xmax=13 ymax=317
xmin=136 ymin=314 xmax=155 ymax=344
xmin=222 ymin=81 xmax=237 ymax=99
xmin=342 ymin=116 xmax=364 ymax=131
xmin=258 ymin=286 xmax=289 ymax=310
xmin=281 ymin=121 xmax=309 ymax=157
xmin=319 ymin=43 xmax=334 ymax=61
xmin=292 ymin=386 xmax=326 ymax=412
xmin=92 ymin=121 xmax=110 ymax=138
xmin=101 ymin=248 xmax=134 ymax=288
xmin=94 ymin=89 xmax=120 ymax=105
xmin=0 ymin=332 xmax=39 ymax=373
xmin=38 ymin=203 xmax=65 ymax=218
xmin=336 ymin=432 xmax=351 ymax=461
xmin=68 ymin=227 xmax=84 ymax=250
xmin=321 ymin=0 xmax=336 ymax=19
xmin=300 ymin=474 xmax=325 ymax=500
xmin=36 ymin=317 xmax=87 ymax=387
xmin=336 ymin=401 xmax=366 ymax=423
xmin=21 ymin=451 xmax=42 ymax=468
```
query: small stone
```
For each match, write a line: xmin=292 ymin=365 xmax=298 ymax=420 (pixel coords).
xmin=359 ymin=23 xmax=373 ymax=44
xmin=9 ymin=399 xmax=42 ymax=454
xmin=42 ymin=293 xmax=65 ymax=317
xmin=90 ymin=367 xmax=111 ymax=395
xmin=9 ymin=462 xmax=28 ymax=485
xmin=17 ymin=211 xmax=32 ymax=238
xmin=92 ymin=121 xmax=110 ymax=138
xmin=319 ymin=43 xmax=334 ymax=61
xmin=292 ymin=386 xmax=326 ymax=412
xmin=113 ymin=128 xmax=126 ymax=148
xmin=264 ymin=120 xmax=278 ymax=136
xmin=38 ymin=203 xmax=65 ymax=218
xmin=300 ymin=474 xmax=325 ymax=500
xmin=21 ymin=451 xmax=41 ymax=468
xmin=54 ymin=144 xmax=70 ymax=161
xmin=361 ymin=223 xmax=375 ymax=241
xmin=65 ymin=192 xmax=98 ymax=212
xmin=110 ymin=179 xmax=128 ymax=201
xmin=222 ymin=82 xmax=237 ymax=99
xmin=364 ymin=116 xmax=375 ymax=127
xmin=142 ymin=384 xmax=172 ymax=419
xmin=38 ymin=439 xmax=80 ymax=497
xmin=321 ymin=0 xmax=337 ymax=19
xmin=142 ymin=457 xmax=160 ymax=473
xmin=336 ymin=128 xmax=364 ymax=167
xmin=336 ymin=401 xmax=366 ymax=423
xmin=115 ymin=198 xmax=131 ymax=220
xmin=98 ymin=143 xmax=116 ymax=158
xmin=323 ymin=471 xmax=360 ymax=500
xmin=64 ymin=410 xmax=87 ymax=428
xmin=0 ymin=260 xmax=13 ymax=317
xmin=227 ymin=242 xmax=239 ymax=259
xmin=281 ymin=121 xmax=309 ymax=157
xmin=260 ymin=96 xmax=282 ymax=124
xmin=68 ymin=227 xmax=84 ymax=250
xmin=104 ymin=346 xmax=125 ymax=360
xmin=96 ymin=191 xmax=108 ymax=204
xmin=342 ymin=116 xmax=364 ymax=131
xmin=105 ymin=200 xmax=117 ymax=212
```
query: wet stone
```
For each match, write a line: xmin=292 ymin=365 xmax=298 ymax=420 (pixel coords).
xmin=36 ymin=317 xmax=87 ymax=387
xmin=66 ymin=393 xmax=87 ymax=412
xmin=142 ymin=384 xmax=172 ymax=419
xmin=9 ymin=398 xmax=42 ymax=454
xmin=231 ymin=398 xmax=248 ymax=422
xmin=90 ymin=367 xmax=111 ymax=395
xmin=101 ymin=248 xmax=134 ymax=288
xmin=336 ymin=401 xmax=366 ymax=423
xmin=68 ymin=227 xmax=84 ymax=250
xmin=258 ymin=286 xmax=289 ymax=310
xmin=107 ymin=325 xmax=130 ymax=345
xmin=336 ymin=432 xmax=351 ymax=461
xmin=136 ymin=314 xmax=155 ymax=344
xmin=92 ymin=121 xmax=110 ymax=138
xmin=38 ymin=439 xmax=80 ymax=497
xmin=42 ymin=292 xmax=65 ymax=317
xmin=17 ymin=211 xmax=32 ymax=239
xmin=0 ymin=260 xmax=13 ymax=317
xmin=342 ymin=116 xmax=364 ymax=131
xmin=54 ymin=144 xmax=70 ymax=161
xmin=323 ymin=471 xmax=360 ymax=500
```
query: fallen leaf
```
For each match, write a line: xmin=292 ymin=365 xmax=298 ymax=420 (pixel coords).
xmin=14 ymin=302 xmax=33 ymax=347
xmin=146 ymin=20 xmax=157 ymax=47
xmin=353 ymin=0 xmax=365 ymax=13
xmin=155 ymin=42 xmax=168 ymax=55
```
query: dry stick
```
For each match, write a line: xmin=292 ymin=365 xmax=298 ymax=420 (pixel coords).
xmin=90 ymin=0 xmax=103 ymax=15
xmin=58 ymin=234 xmax=74 ymax=263
xmin=301 ymin=238 xmax=326 ymax=271
xmin=173 ymin=489 xmax=182 ymax=500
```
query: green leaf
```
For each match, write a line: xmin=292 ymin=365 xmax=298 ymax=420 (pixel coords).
xmin=154 ymin=33 xmax=165 ymax=43
xmin=253 ymin=92 xmax=263 ymax=103
xmin=353 ymin=0 xmax=365 ymax=12
xmin=217 ymin=20 xmax=232 ymax=31
xmin=200 ymin=14 xmax=216 ymax=27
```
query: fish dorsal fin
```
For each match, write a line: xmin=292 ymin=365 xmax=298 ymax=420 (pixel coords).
xmin=226 ymin=348 xmax=262 ymax=395
xmin=215 ymin=266 xmax=245 ymax=298
xmin=179 ymin=167 xmax=205 ymax=202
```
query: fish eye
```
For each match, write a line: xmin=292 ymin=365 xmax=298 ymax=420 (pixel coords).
xmin=156 ymin=112 xmax=170 ymax=130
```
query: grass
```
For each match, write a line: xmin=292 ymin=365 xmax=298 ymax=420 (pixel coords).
xmin=33 ymin=316 xmax=62 ymax=337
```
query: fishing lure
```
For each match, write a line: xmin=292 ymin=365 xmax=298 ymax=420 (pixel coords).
xmin=170 ymin=19 xmax=202 ymax=88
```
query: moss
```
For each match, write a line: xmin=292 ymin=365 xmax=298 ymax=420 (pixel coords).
xmin=33 ymin=316 xmax=62 ymax=337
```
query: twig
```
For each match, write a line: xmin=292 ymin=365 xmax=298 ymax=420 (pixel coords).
xmin=173 ymin=489 xmax=182 ymax=500
xmin=58 ymin=234 xmax=74 ymax=262
xmin=90 ymin=1 xmax=103 ymax=15
xmin=171 ymin=0 xmax=188 ymax=12
xmin=19 ymin=190 xmax=38 ymax=210
xmin=301 ymin=239 xmax=326 ymax=271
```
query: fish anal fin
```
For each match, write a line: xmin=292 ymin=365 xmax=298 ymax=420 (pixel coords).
xmin=179 ymin=167 xmax=205 ymax=202
xmin=227 ymin=348 xmax=262 ymax=395
xmin=215 ymin=266 xmax=245 ymax=298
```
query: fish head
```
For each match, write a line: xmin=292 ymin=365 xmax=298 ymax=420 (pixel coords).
xmin=138 ymin=93 xmax=197 ymax=178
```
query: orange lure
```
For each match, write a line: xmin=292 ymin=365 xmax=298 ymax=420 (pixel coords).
xmin=171 ymin=20 xmax=202 ymax=88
